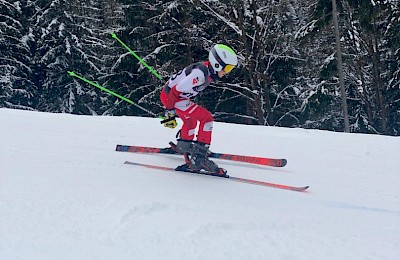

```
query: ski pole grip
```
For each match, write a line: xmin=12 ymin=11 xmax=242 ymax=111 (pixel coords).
xmin=160 ymin=116 xmax=177 ymax=124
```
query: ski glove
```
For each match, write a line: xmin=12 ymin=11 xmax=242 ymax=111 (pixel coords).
xmin=163 ymin=109 xmax=177 ymax=129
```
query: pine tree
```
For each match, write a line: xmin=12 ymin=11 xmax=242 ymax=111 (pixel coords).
xmin=108 ymin=0 xmax=168 ymax=117
xmin=0 ymin=0 xmax=36 ymax=110
xmin=194 ymin=0 xmax=306 ymax=127
xmin=296 ymin=0 xmax=399 ymax=135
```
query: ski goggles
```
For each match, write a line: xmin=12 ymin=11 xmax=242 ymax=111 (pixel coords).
xmin=223 ymin=64 xmax=235 ymax=73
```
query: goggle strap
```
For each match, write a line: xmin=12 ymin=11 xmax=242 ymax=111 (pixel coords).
xmin=211 ymin=47 xmax=226 ymax=69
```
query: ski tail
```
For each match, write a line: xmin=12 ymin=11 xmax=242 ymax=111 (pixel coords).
xmin=116 ymin=144 xmax=176 ymax=154
xmin=124 ymin=161 xmax=175 ymax=171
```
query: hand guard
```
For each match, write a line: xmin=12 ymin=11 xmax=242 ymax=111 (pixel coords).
xmin=162 ymin=110 xmax=177 ymax=129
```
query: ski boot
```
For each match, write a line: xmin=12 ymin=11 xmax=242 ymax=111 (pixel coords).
xmin=175 ymin=139 xmax=194 ymax=154
xmin=184 ymin=142 xmax=227 ymax=176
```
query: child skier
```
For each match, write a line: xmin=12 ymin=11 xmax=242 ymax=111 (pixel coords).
xmin=160 ymin=44 xmax=238 ymax=175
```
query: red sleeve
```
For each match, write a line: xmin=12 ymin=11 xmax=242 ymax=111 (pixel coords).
xmin=165 ymin=86 xmax=181 ymax=110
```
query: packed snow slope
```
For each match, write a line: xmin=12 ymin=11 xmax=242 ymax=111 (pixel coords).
xmin=1 ymin=108 xmax=399 ymax=260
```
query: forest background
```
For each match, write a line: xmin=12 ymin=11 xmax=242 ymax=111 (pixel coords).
xmin=1 ymin=0 xmax=399 ymax=135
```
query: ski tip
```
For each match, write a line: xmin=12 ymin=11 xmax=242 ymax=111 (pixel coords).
xmin=291 ymin=186 xmax=309 ymax=192
xmin=115 ymin=144 xmax=129 ymax=152
xmin=281 ymin=159 xmax=287 ymax=167
xmin=300 ymin=186 xmax=310 ymax=191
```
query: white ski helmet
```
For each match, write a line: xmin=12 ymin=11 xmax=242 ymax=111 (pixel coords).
xmin=208 ymin=44 xmax=238 ymax=74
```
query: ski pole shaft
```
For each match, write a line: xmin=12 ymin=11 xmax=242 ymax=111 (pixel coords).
xmin=67 ymin=71 xmax=159 ymax=117
xmin=111 ymin=33 xmax=164 ymax=81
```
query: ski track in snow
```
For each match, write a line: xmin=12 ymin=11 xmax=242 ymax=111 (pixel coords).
xmin=1 ymin=108 xmax=400 ymax=260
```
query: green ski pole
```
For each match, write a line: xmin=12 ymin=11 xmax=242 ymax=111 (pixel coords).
xmin=110 ymin=33 xmax=178 ymax=124
xmin=111 ymin=33 xmax=164 ymax=81
xmin=67 ymin=71 xmax=159 ymax=117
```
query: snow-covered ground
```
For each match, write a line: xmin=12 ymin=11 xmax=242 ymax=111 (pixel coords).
xmin=1 ymin=108 xmax=399 ymax=260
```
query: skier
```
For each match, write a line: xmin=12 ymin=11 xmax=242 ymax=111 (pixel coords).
xmin=160 ymin=44 xmax=238 ymax=175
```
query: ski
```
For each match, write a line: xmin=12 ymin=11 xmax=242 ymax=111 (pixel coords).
xmin=124 ymin=161 xmax=309 ymax=192
xmin=116 ymin=143 xmax=287 ymax=167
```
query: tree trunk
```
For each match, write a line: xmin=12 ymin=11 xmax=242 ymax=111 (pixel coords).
xmin=356 ymin=59 xmax=374 ymax=123
xmin=368 ymin=35 xmax=387 ymax=133
xmin=236 ymin=0 xmax=255 ymax=124
xmin=332 ymin=0 xmax=350 ymax=132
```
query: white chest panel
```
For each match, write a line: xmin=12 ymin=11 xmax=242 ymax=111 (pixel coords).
xmin=167 ymin=68 xmax=207 ymax=99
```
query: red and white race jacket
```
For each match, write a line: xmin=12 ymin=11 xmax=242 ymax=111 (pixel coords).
xmin=162 ymin=61 xmax=214 ymax=111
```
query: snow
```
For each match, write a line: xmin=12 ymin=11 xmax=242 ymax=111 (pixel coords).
xmin=1 ymin=108 xmax=399 ymax=260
